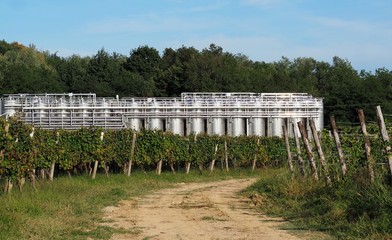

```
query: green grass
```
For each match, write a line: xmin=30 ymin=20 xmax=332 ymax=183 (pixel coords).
xmin=6 ymin=167 xmax=389 ymax=239
xmin=0 ymin=169 xmax=259 ymax=240
xmin=244 ymin=168 xmax=392 ymax=240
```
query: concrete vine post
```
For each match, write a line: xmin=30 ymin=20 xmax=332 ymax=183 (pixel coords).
xmin=298 ymin=121 xmax=319 ymax=181
xmin=375 ymin=106 xmax=392 ymax=179
xmin=185 ymin=159 xmax=191 ymax=174
xmin=39 ymin=129 xmax=45 ymax=181
xmin=92 ymin=131 xmax=104 ymax=179
xmin=210 ymin=144 xmax=219 ymax=172
xmin=330 ymin=116 xmax=347 ymax=178
xmin=49 ymin=131 xmax=59 ymax=181
xmin=357 ymin=109 xmax=375 ymax=183
xmin=29 ymin=127 xmax=37 ymax=191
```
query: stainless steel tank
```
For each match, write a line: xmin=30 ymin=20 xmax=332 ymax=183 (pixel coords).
xmin=0 ymin=92 xmax=324 ymax=133
xmin=231 ymin=118 xmax=245 ymax=136
xmin=170 ymin=101 xmax=185 ymax=136
xmin=271 ymin=117 xmax=283 ymax=137
xmin=210 ymin=102 xmax=225 ymax=135
xmin=32 ymin=98 xmax=47 ymax=119
xmin=80 ymin=100 xmax=90 ymax=118
xmin=250 ymin=117 xmax=265 ymax=136
xmin=230 ymin=102 xmax=245 ymax=136
xmin=315 ymin=99 xmax=324 ymax=132
xmin=249 ymin=100 xmax=265 ymax=136
xmin=191 ymin=102 xmax=205 ymax=134
xmin=3 ymin=97 xmax=18 ymax=116
xmin=38 ymin=101 xmax=47 ymax=119
xmin=98 ymin=98 xmax=110 ymax=118
xmin=59 ymin=99 xmax=69 ymax=124
xmin=147 ymin=99 xmax=164 ymax=130
xmin=270 ymin=103 xmax=283 ymax=137
xmin=53 ymin=98 xmax=67 ymax=118
xmin=128 ymin=100 xmax=143 ymax=131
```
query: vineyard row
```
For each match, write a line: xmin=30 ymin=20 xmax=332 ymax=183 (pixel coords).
xmin=0 ymin=110 xmax=391 ymax=193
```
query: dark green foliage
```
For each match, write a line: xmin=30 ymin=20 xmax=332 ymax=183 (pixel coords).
xmin=2 ymin=117 xmax=34 ymax=181
xmin=33 ymin=128 xmax=59 ymax=169
xmin=0 ymin=118 xmax=285 ymax=181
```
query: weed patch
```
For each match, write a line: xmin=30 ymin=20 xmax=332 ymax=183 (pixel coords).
xmin=246 ymin=168 xmax=392 ymax=239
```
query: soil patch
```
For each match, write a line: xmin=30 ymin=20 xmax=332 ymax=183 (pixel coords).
xmin=101 ymin=178 xmax=326 ymax=240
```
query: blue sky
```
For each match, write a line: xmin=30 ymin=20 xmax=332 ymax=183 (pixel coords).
xmin=1 ymin=0 xmax=392 ymax=71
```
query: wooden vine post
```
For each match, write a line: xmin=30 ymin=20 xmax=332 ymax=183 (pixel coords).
xmin=252 ymin=138 xmax=260 ymax=171
xmin=282 ymin=124 xmax=294 ymax=176
xmin=310 ymin=120 xmax=332 ymax=186
xmin=4 ymin=122 xmax=13 ymax=193
xmin=156 ymin=159 xmax=163 ymax=175
xmin=375 ymin=106 xmax=392 ymax=178
xmin=292 ymin=122 xmax=305 ymax=176
xmin=186 ymin=135 xmax=196 ymax=174
xmin=298 ymin=121 xmax=319 ymax=181
xmin=40 ymin=169 xmax=45 ymax=180
xmin=224 ymin=140 xmax=229 ymax=171
xmin=127 ymin=132 xmax=137 ymax=176
xmin=357 ymin=109 xmax=375 ymax=183
xmin=330 ymin=116 xmax=347 ymax=177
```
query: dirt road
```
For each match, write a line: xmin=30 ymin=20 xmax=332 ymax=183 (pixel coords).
xmin=101 ymin=178 xmax=307 ymax=240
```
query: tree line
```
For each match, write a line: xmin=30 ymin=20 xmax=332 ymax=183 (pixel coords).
xmin=0 ymin=40 xmax=391 ymax=125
